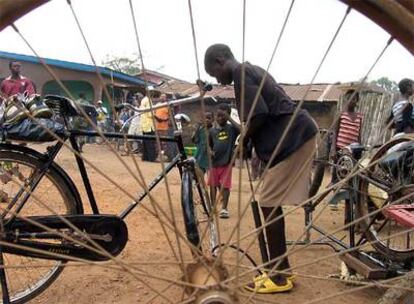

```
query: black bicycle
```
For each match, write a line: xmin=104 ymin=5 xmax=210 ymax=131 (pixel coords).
xmin=0 ymin=92 xmax=221 ymax=304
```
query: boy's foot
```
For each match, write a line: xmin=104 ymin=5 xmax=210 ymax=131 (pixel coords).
xmin=245 ymin=272 xmax=293 ymax=294
xmin=257 ymin=271 xmax=296 ymax=283
xmin=219 ymin=209 xmax=229 ymax=219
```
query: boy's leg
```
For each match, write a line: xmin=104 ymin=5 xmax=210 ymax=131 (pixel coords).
xmin=261 ymin=206 xmax=290 ymax=284
xmin=219 ymin=165 xmax=232 ymax=218
xmin=219 ymin=188 xmax=230 ymax=218
xmin=222 ymin=188 xmax=230 ymax=210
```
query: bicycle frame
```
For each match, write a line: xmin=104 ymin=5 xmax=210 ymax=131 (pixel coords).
xmin=2 ymin=93 xmax=212 ymax=226
xmin=69 ymin=129 xmax=187 ymax=218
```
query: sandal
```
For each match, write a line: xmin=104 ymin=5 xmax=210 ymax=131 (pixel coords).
xmin=245 ymin=272 xmax=293 ymax=294
xmin=256 ymin=271 xmax=296 ymax=283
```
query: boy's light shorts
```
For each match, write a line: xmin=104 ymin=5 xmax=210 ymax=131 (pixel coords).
xmin=260 ymin=136 xmax=317 ymax=207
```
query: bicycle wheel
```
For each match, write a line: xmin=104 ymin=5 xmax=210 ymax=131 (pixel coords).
xmin=357 ymin=137 xmax=414 ymax=262
xmin=1 ymin=0 xmax=413 ymax=303
xmin=0 ymin=148 xmax=80 ymax=304
xmin=181 ymin=163 xmax=218 ymax=256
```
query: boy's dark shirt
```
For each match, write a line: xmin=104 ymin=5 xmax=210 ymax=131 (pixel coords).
xmin=233 ymin=62 xmax=318 ymax=167
xmin=209 ymin=123 xmax=239 ymax=167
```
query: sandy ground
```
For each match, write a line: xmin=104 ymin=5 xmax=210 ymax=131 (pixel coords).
xmin=20 ymin=143 xmax=388 ymax=304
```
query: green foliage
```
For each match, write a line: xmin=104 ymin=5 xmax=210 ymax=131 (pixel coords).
xmin=371 ymin=77 xmax=399 ymax=94
xmin=102 ymin=54 xmax=141 ymax=75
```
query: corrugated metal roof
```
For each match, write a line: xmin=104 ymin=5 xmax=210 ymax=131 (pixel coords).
xmin=280 ymin=84 xmax=343 ymax=102
xmin=136 ymin=70 xmax=189 ymax=86
xmin=157 ymin=81 xmax=349 ymax=102
xmin=152 ymin=72 xmax=385 ymax=102
xmin=0 ymin=50 xmax=146 ymax=86
xmin=157 ymin=81 xmax=236 ymax=100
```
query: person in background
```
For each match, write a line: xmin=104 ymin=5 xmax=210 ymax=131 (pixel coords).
xmin=140 ymin=92 xmax=157 ymax=162
xmin=96 ymin=100 xmax=108 ymax=132
xmin=154 ymin=93 xmax=170 ymax=162
xmin=192 ymin=112 xmax=213 ymax=174
xmin=0 ymin=61 xmax=35 ymax=100
xmin=387 ymin=78 xmax=414 ymax=134
xmin=208 ymin=104 xmax=239 ymax=219
xmin=126 ymin=94 xmax=143 ymax=155
xmin=119 ymin=108 xmax=130 ymax=125
xmin=329 ymin=89 xmax=363 ymax=184
xmin=1 ymin=60 xmax=42 ymax=123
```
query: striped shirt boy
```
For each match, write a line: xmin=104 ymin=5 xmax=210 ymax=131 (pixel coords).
xmin=336 ymin=112 xmax=363 ymax=149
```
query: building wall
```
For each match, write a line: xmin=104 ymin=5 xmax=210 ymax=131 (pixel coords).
xmin=0 ymin=58 xmax=132 ymax=105
xmin=302 ymin=101 xmax=337 ymax=130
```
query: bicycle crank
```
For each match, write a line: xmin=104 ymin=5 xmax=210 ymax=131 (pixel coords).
xmin=2 ymin=214 xmax=128 ymax=261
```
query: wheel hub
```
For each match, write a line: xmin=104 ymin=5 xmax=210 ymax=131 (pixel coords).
xmin=185 ymin=258 xmax=237 ymax=304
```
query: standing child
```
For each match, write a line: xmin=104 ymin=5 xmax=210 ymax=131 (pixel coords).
xmin=208 ymin=104 xmax=239 ymax=219
xmin=192 ymin=112 xmax=213 ymax=173
xmin=330 ymin=90 xmax=363 ymax=181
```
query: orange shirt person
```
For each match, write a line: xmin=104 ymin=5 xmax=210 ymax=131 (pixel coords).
xmin=154 ymin=94 xmax=171 ymax=161
xmin=154 ymin=94 xmax=170 ymax=132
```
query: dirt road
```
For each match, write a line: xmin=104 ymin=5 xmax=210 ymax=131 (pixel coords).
xmin=30 ymin=144 xmax=384 ymax=303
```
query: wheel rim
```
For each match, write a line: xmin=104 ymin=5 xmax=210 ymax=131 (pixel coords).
xmin=0 ymin=154 xmax=74 ymax=303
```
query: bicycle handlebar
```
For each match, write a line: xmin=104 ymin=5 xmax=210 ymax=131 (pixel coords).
xmin=116 ymin=94 xmax=211 ymax=114
xmin=115 ymin=80 xmax=213 ymax=113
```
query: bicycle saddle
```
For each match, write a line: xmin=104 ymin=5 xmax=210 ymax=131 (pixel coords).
xmin=44 ymin=95 xmax=80 ymax=117
xmin=348 ymin=143 xmax=365 ymax=160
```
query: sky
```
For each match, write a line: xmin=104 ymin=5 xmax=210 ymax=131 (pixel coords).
xmin=0 ymin=0 xmax=413 ymax=85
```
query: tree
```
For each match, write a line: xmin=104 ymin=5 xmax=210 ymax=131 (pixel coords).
xmin=102 ymin=54 xmax=141 ymax=75
xmin=371 ymin=77 xmax=399 ymax=94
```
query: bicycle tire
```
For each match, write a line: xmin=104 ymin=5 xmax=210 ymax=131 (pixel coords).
xmin=193 ymin=165 xmax=219 ymax=256
xmin=0 ymin=148 xmax=80 ymax=304
xmin=309 ymin=161 xmax=326 ymax=198
xmin=357 ymin=136 xmax=414 ymax=262
xmin=181 ymin=164 xmax=218 ymax=256
xmin=309 ymin=132 xmax=331 ymax=198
